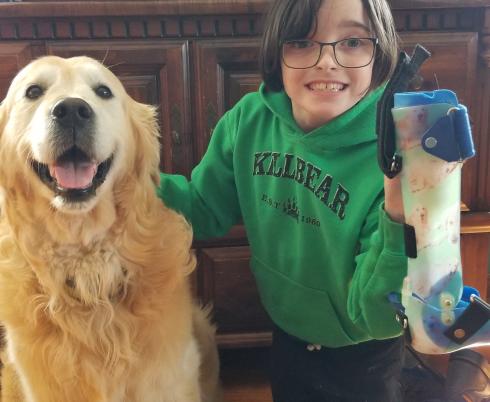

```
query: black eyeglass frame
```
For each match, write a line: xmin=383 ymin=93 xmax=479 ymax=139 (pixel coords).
xmin=281 ymin=37 xmax=379 ymax=69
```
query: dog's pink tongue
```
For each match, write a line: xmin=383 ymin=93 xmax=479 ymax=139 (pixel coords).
xmin=51 ymin=161 xmax=97 ymax=189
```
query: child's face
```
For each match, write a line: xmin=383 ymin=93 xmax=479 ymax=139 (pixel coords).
xmin=282 ymin=0 xmax=374 ymax=132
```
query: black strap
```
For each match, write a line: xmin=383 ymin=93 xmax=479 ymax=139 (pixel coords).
xmin=403 ymin=224 xmax=417 ymax=258
xmin=389 ymin=293 xmax=413 ymax=344
xmin=376 ymin=44 xmax=432 ymax=178
xmin=444 ymin=295 xmax=490 ymax=344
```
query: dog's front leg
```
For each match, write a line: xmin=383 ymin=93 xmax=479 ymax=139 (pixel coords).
xmin=8 ymin=350 xmax=109 ymax=402
xmin=0 ymin=358 xmax=25 ymax=402
xmin=126 ymin=337 xmax=203 ymax=402
xmin=14 ymin=371 xmax=107 ymax=402
xmin=128 ymin=379 xmax=201 ymax=402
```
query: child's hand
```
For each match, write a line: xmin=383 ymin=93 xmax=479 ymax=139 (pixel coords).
xmin=384 ymin=176 xmax=405 ymax=223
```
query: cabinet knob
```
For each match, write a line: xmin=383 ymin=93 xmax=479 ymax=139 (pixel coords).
xmin=171 ymin=129 xmax=181 ymax=145
xmin=170 ymin=104 xmax=182 ymax=145
xmin=206 ymin=102 xmax=219 ymax=140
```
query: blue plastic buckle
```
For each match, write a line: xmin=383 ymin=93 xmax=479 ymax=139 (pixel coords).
xmin=421 ymin=105 xmax=475 ymax=162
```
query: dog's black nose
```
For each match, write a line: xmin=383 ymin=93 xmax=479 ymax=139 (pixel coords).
xmin=51 ymin=98 xmax=93 ymax=128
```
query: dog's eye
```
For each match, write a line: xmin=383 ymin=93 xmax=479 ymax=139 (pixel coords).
xmin=25 ymin=85 xmax=44 ymax=100
xmin=95 ymin=85 xmax=113 ymax=99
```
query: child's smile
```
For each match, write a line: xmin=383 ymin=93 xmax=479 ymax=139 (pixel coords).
xmin=306 ymin=81 xmax=347 ymax=93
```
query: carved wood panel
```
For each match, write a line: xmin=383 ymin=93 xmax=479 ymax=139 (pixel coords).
xmin=193 ymin=38 xmax=261 ymax=161
xmin=474 ymin=67 xmax=490 ymax=212
xmin=393 ymin=7 xmax=481 ymax=32
xmin=46 ymin=40 xmax=193 ymax=176
xmin=476 ymin=9 xmax=490 ymax=211
xmin=192 ymin=38 xmax=261 ymax=250
xmin=0 ymin=42 xmax=34 ymax=100
xmin=0 ymin=15 xmax=261 ymax=41
xmin=461 ymin=232 xmax=490 ymax=300
xmin=197 ymin=246 xmax=273 ymax=347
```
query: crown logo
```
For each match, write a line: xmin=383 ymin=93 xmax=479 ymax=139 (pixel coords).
xmin=283 ymin=198 xmax=299 ymax=222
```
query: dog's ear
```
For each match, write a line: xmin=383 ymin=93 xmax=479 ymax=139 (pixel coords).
xmin=0 ymin=101 xmax=5 ymax=141
xmin=128 ymin=98 xmax=161 ymax=186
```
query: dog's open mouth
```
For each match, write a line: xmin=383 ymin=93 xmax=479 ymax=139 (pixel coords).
xmin=31 ymin=147 xmax=113 ymax=202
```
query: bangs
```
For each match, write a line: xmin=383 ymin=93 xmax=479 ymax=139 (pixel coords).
xmin=280 ymin=1 xmax=321 ymax=42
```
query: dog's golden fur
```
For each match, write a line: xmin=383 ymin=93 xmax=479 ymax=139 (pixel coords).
xmin=0 ymin=56 xmax=221 ymax=402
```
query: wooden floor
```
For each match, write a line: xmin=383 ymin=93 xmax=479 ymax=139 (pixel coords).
xmin=221 ymin=347 xmax=273 ymax=402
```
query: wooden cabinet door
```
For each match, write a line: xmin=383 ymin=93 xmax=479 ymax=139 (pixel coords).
xmin=192 ymin=38 xmax=261 ymax=243
xmin=47 ymin=40 xmax=193 ymax=176
xmin=193 ymin=39 xmax=266 ymax=345
xmin=193 ymin=38 xmax=261 ymax=161
xmin=0 ymin=43 xmax=36 ymax=101
xmin=197 ymin=246 xmax=272 ymax=348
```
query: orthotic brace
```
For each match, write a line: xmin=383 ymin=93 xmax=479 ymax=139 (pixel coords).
xmin=378 ymin=45 xmax=490 ymax=354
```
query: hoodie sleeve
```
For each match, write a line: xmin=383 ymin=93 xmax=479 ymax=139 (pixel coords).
xmin=347 ymin=198 xmax=408 ymax=338
xmin=156 ymin=110 xmax=242 ymax=240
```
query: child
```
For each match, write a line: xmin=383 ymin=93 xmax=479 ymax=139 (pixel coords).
xmin=157 ymin=0 xmax=406 ymax=401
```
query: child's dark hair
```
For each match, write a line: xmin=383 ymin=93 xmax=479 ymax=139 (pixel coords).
xmin=259 ymin=0 xmax=399 ymax=92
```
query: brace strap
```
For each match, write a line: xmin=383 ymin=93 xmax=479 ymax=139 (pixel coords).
xmin=389 ymin=292 xmax=413 ymax=343
xmin=421 ymin=106 xmax=475 ymax=162
xmin=403 ymin=224 xmax=417 ymax=259
xmin=444 ymin=295 xmax=490 ymax=345
xmin=376 ymin=44 xmax=431 ymax=178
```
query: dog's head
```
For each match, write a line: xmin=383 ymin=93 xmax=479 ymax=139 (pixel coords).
xmin=0 ymin=55 xmax=160 ymax=214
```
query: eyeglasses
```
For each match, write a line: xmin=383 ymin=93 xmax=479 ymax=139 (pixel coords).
xmin=282 ymin=37 xmax=378 ymax=69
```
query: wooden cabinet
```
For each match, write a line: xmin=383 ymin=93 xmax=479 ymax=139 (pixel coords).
xmin=197 ymin=246 xmax=272 ymax=348
xmin=0 ymin=43 xmax=35 ymax=99
xmin=191 ymin=39 xmax=270 ymax=346
xmin=0 ymin=1 xmax=489 ymax=349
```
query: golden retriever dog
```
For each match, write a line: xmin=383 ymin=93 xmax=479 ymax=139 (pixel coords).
xmin=0 ymin=56 xmax=221 ymax=402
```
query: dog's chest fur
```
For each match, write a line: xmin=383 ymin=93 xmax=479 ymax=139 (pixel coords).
xmin=39 ymin=240 xmax=130 ymax=305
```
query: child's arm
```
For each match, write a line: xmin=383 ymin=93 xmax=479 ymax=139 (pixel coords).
xmin=383 ymin=175 xmax=404 ymax=223
xmin=156 ymin=112 xmax=241 ymax=240
xmin=347 ymin=196 xmax=407 ymax=339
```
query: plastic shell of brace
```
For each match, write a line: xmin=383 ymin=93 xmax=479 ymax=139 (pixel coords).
xmin=391 ymin=89 xmax=489 ymax=354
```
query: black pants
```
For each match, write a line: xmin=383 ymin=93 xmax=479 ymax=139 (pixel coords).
xmin=270 ymin=325 xmax=405 ymax=402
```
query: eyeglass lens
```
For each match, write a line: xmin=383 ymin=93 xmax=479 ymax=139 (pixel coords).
xmin=282 ymin=38 xmax=376 ymax=69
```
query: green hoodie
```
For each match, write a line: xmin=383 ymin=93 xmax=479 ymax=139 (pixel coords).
xmin=157 ymin=84 xmax=407 ymax=347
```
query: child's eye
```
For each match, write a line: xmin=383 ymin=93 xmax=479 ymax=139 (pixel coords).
xmin=342 ymin=38 xmax=363 ymax=48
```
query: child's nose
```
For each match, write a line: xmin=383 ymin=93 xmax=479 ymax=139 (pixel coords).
xmin=316 ymin=45 xmax=339 ymax=69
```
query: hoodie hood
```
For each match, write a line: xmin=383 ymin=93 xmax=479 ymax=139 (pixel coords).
xmin=259 ymin=83 xmax=385 ymax=150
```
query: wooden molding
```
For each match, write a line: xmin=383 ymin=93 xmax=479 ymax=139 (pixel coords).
xmin=0 ymin=1 xmax=487 ymax=19
xmin=394 ymin=8 xmax=481 ymax=32
xmin=1 ymin=1 xmax=269 ymax=18
xmin=0 ymin=8 xmax=484 ymax=42
xmin=217 ymin=331 xmax=272 ymax=349
xmin=482 ymin=10 xmax=490 ymax=67
xmin=0 ymin=15 xmax=262 ymax=40
xmin=461 ymin=212 xmax=490 ymax=234
xmin=389 ymin=0 xmax=490 ymax=7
